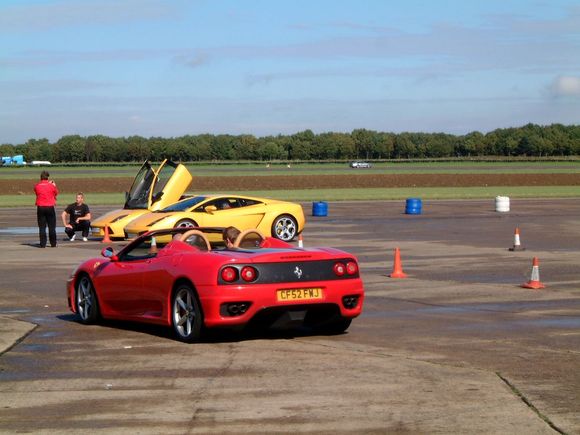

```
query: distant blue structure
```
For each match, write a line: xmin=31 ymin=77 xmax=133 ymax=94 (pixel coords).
xmin=12 ymin=155 xmax=26 ymax=165
xmin=0 ymin=155 xmax=26 ymax=165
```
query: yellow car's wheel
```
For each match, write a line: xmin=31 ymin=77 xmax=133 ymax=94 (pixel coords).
xmin=174 ymin=219 xmax=198 ymax=229
xmin=272 ymin=214 xmax=298 ymax=242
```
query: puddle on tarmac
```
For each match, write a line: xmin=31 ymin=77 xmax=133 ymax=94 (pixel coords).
xmin=0 ymin=308 xmax=31 ymax=314
xmin=451 ymin=316 xmax=580 ymax=332
xmin=524 ymin=317 xmax=580 ymax=328
xmin=19 ymin=343 xmax=50 ymax=352
xmin=364 ymin=300 xmax=580 ymax=331
xmin=417 ymin=299 xmax=580 ymax=315
xmin=0 ymin=227 xmax=42 ymax=235
xmin=38 ymin=331 xmax=60 ymax=338
xmin=29 ymin=316 xmax=61 ymax=324
xmin=361 ymin=311 xmax=409 ymax=319
xmin=419 ymin=306 xmax=477 ymax=314
xmin=0 ymin=226 xmax=71 ymax=235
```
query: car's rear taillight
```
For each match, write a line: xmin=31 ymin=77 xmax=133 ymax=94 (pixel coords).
xmin=333 ymin=260 xmax=357 ymax=277
xmin=240 ymin=266 xmax=258 ymax=282
xmin=346 ymin=261 xmax=358 ymax=275
xmin=221 ymin=266 xmax=238 ymax=282
xmin=333 ymin=262 xmax=346 ymax=276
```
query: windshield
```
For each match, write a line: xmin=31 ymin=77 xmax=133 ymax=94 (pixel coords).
xmin=124 ymin=163 xmax=154 ymax=209
xmin=161 ymin=196 xmax=207 ymax=212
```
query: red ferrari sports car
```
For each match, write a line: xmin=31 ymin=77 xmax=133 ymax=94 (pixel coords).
xmin=67 ymin=227 xmax=364 ymax=342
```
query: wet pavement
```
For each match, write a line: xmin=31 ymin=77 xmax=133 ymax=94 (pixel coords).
xmin=0 ymin=199 xmax=579 ymax=433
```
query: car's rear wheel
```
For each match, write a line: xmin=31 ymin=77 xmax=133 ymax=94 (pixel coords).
xmin=272 ymin=214 xmax=298 ymax=242
xmin=317 ymin=318 xmax=352 ymax=335
xmin=175 ymin=219 xmax=197 ymax=229
xmin=172 ymin=284 xmax=203 ymax=342
xmin=75 ymin=275 xmax=99 ymax=324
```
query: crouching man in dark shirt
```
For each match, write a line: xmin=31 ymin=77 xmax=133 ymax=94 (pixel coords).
xmin=62 ymin=192 xmax=91 ymax=241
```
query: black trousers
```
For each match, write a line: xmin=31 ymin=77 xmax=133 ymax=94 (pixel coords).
xmin=65 ymin=221 xmax=91 ymax=238
xmin=37 ymin=206 xmax=57 ymax=247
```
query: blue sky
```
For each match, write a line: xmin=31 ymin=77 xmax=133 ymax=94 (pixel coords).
xmin=1 ymin=0 xmax=579 ymax=144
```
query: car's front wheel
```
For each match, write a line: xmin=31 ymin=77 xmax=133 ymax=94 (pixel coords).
xmin=75 ymin=275 xmax=99 ymax=324
xmin=172 ymin=284 xmax=203 ymax=342
xmin=272 ymin=214 xmax=298 ymax=242
xmin=175 ymin=219 xmax=197 ymax=229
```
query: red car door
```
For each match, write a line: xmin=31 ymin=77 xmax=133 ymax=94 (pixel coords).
xmin=94 ymin=235 xmax=182 ymax=322
xmin=94 ymin=260 xmax=148 ymax=318
xmin=139 ymin=254 xmax=174 ymax=322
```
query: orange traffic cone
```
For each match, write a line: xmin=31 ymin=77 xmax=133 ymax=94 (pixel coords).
xmin=389 ymin=247 xmax=408 ymax=278
xmin=521 ymin=257 xmax=545 ymax=289
xmin=508 ymin=227 xmax=525 ymax=251
xmin=101 ymin=226 xmax=112 ymax=243
xmin=298 ymin=234 xmax=304 ymax=248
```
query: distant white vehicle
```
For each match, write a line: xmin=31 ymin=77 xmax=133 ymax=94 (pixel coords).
xmin=349 ymin=161 xmax=371 ymax=168
xmin=31 ymin=160 xmax=52 ymax=165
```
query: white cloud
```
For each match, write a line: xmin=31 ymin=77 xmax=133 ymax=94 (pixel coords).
xmin=0 ymin=0 xmax=189 ymax=32
xmin=1 ymin=49 xmax=175 ymax=68
xmin=550 ymin=76 xmax=580 ymax=97
xmin=0 ymin=79 xmax=115 ymax=97
xmin=215 ymin=10 xmax=580 ymax=81
xmin=173 ymin=52 xmax=210 ymax=68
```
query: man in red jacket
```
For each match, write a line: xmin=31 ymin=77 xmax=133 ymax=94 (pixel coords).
xmin=34 ymin=170 xmax=58 ymax=248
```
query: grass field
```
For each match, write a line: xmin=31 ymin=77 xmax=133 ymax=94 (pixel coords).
xmin=1 ymin=160 xmax=579 ymax=179
xmin=1 ymin=161 xmax=578 ymax=206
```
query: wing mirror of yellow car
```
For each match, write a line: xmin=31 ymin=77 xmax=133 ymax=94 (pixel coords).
xmin=205 ymin=205 xmax=217 ymax=213
xmin=101 ymin=247 xmax=118 ymax=261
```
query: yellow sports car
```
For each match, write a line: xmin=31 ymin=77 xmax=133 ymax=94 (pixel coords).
xmin=91 ymin=160 xmax=193 ymax=239
xmin=124 ymin=194 xmax=305 ymax=242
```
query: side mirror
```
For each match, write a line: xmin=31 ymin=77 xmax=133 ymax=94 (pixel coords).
xmin=101 ymin=247 xmax=118 ymax=261
xmin=151 ymin=191 xmax=164 ymax=204
xmin=205 ymin=205 xmax=217 ymax=213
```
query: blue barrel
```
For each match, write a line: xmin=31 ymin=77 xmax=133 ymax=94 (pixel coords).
xmin=405 ymin=198 xmax=422 ymax=215
xmin=312 ymin=201 xmax=328 ymax=217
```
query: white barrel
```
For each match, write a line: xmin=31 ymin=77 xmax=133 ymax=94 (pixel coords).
xmin=495 ymin=196 xmax=510 ymax=212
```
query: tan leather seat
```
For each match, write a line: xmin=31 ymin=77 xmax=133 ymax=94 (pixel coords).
xmin=180 ymin=229 xmax=211 ymax=251
xmin=233 ymin=229 xmax=266 ymax=248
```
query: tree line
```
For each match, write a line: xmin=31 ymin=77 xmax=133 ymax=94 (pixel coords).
xmin=1 ymin=123 xmax=579 ymax=163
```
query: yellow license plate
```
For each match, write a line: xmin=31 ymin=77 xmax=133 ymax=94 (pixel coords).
xmin=277 ymin=288 xmax=323 ymax=302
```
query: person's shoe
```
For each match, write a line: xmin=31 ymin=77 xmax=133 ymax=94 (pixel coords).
xmin=69 ymin=234 xmax=76 ymax=241
xmin=82 ymin=237 xmax=88 ymax=242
